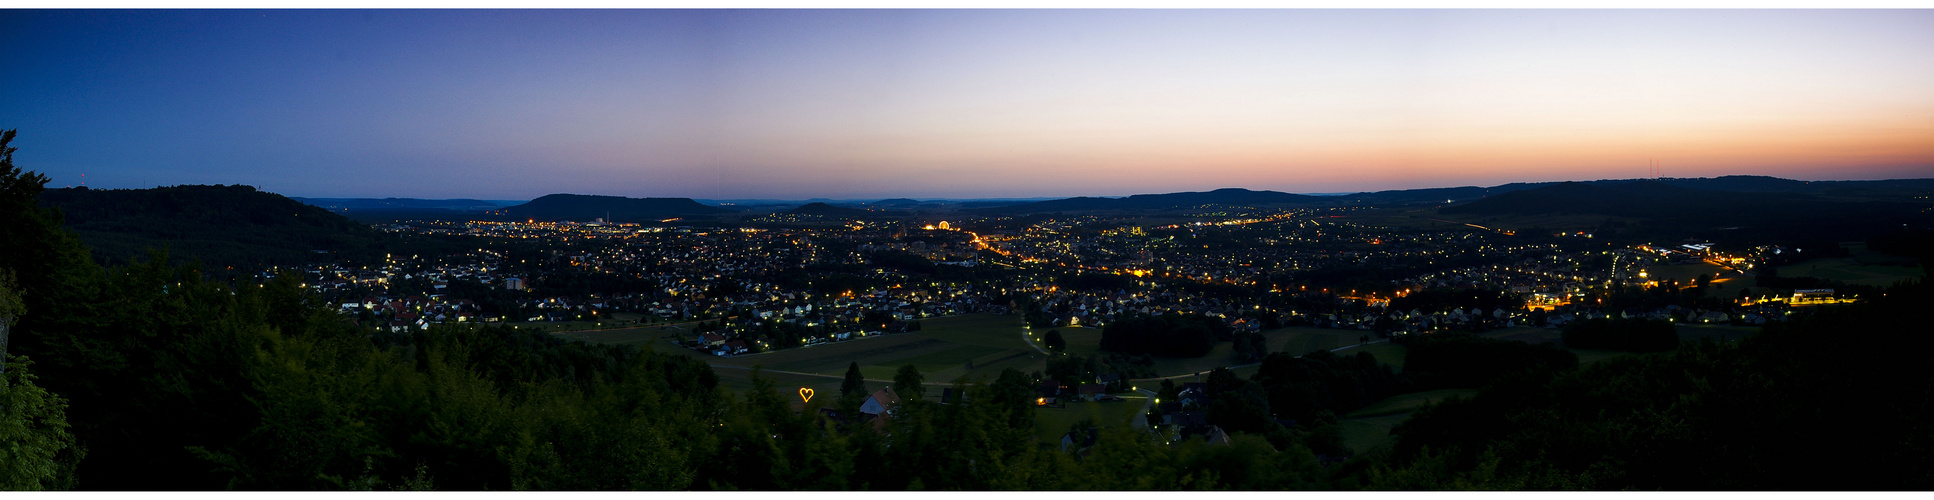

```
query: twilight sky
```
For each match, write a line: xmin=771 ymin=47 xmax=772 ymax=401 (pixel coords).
xmin=3 ymin=9 xmax=1932 ymax=200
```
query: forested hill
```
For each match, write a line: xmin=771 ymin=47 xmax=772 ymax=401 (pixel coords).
xmin=979 ymin=188 xmax=1325 ymax=214
xmin=1439 ymin=180 xmax=1926 ymax=242
xmin=291 ymin=197 xmax=515 ymax=222
xmin=37 ymin=185 xmax=387 ymax=272
xmin=789 ymin=202 xmax=885 ymax=217
xmin=1345 ymin=175 xmax=1934 ymax=206
xmin=498 ymin=194 xmax=732 ymax=222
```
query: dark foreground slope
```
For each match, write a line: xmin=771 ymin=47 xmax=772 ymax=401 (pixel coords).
xmin=39 ymin=185 xmax=387 ymax=272
xmin=1374 ymin=281 xmax=1934 ymax=489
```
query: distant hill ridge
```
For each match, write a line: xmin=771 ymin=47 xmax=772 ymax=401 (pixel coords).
xmin=293 ymin=197 xmax=514 ymax=213
xmin=499 ymin=193 xmax=732 ymax=222
xmin=1347 ymin=175 xmax=1934 ymax=205
xmin=1440 ymin=179 xmax=1925 ymax=242
xmin=981 ymin=187 xmax=1326 ymax=213
xmin=282 ymin=175 xmax=1932 ymax=218
xmin=789 ymin=202 xmax=874 ymax=216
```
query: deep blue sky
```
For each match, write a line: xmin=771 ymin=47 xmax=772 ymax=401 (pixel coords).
xmin=4 ymin=9 xmax=1932 ymax=200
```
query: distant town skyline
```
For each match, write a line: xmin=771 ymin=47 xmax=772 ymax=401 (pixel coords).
xmin=3 ymin=9 xmax=1932 ymax=200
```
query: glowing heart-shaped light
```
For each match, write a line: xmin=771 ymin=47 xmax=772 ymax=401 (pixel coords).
xmin=799 ymin=388 xmax=814 ymax=403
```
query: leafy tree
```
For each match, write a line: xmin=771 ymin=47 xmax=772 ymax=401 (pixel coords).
xmin=841 ymin=362 xmax=867 ymax=398
xmin=1561 ymin=317 xmax=1678 ymax=352
xmin=1098 ymin=312 xmax=1222 ymax=358
xmin=1042 ymin=328 xmax=1066 ymax=354
xmin=0 ymin=355 xmax=82 ymax=490
xmin=893 ymin=364 xmax=924 ymax=402
xmin=1401 ymin=333 xmax=1577 ymax=389
xmin=1366 ymin=282 xmax=1934 ymax=489
xmin=0 ymin=269 xmax=19 ymax=370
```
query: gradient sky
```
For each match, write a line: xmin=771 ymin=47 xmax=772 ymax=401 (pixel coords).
xmin=3 ymin=9 xmax=1932 ymax=200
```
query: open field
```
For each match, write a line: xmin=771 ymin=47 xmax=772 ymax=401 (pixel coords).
xmin=1335 ymin=388 xmax=1480 ymax=453
xmin=709 ymin=366 xmax=849 ymax=397
xmin=916 ymin=314 xmax=1027 ymax=349
xmin=1051 ymin=326 xmax=1106 ymax=355
xmin=1479 ymin=327 xmax=1640 ymax=364
xmin=1150 ymin=343 xmax=1241 ymax=377
xmin=550 ymin=324 xmax=692 ymax=348
xmin=1268 ymin=327 xmax=1366 ymax=356
xmin=1033 ymin=398 xmax=1149 ymax=443
xmin=1138 ymin=327 xmax=1383 ymax=378
xmin=1337 ymin=412 xmax=1411 ymax=455
xmin=1345 ymin=388 xmax=1480 ymax=418
xmin=1478 ymin=326 xmax=1553 ymax=344
xmin=1222 ymin=337 xmax=1403 ymax=380
xmin=568 ymin=314 xmax=1047 ymax=396
xmin=1777 ymin=257 xmax=1924 ymax=287
xmin=1353 ymin=342 xmax=1409 ymax=370
xmin=1678 ymin=324 xmax=1757 ymax=343
xmin=1481 ymin=324 xmax=1758 ymax=364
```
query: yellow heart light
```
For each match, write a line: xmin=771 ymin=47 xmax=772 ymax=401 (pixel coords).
xmin=799 ymin=388 xmax=814 ymax=403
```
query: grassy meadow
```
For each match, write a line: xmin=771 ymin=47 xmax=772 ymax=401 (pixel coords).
xmin=561 ymin=313 xmax=1047 ymax=394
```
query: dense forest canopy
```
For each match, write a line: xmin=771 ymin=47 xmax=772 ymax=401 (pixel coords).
xmin=38 ymin=184 xmax=389 ymax=273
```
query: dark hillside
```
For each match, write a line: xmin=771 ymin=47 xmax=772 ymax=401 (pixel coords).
xmin=789 ymin=202 xmax=878 ymax=217
xmin=1441 ymin=181 xmax=1923 ymax=242
xmin=38 ymin=185 xmax=387 ymax=272
xmin=1346 ymin=185 xmax=1527 ymax=205
xmin=498 ymin=194 xmax=731 ymax=222
xmin=292 ymin=197 xmax=512 ymax=222
xmin=981 ymin=187 xmax=1324 ymax=214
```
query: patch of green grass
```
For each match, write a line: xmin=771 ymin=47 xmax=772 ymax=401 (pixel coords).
xmin=1053 ymin=326 xmax=1106 ymax=355
xmin=949 ymin=352 xmax=1047 ymax=385
xmin=554 ymin=324 xmax=689 ymax=347
xmin=1336 ymin=388 xmax=1477 ymax=454
xmin=1353 ymin=342 xmax=1408 ymax=370
xmin=1478 ymin=327 xmax=1663 ymax=365
xmin=1151 ymin=343 xmax=1241 ymax=377
xmin=1337 ymin=413 xmax=1412 ymax=455
xmin=1346 ymin=389 xmax=1479 ymax=418
xmin=857 ymin=365 xmax=899 ymax=381
xmin=1267 ymin=327 xmax=1363 ymax=356
xmin=711 ymin=366 xmax=846 ymax=398
xmin=1678 ymin=324 xmax=1757 ymax=343
xmin=913 ymin=314 xmax=1028 ymax=349
xmin=892 ymin=344 xmax=1007 ymax=373
xmin=1777 ymin=257 xmax=1925 ymax=287
xmin=1570 ymin=349 xmax=1632 ymax=365
xmin=760 ymin=336 xmax=953 ymax=374
xmin=1479 ymin=326 xmax=1556 ymax=345
xmin=1032 ymin=398 xmax=1148 ymax=443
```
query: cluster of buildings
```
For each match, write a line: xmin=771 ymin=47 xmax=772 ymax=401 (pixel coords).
xmin=284 ymin=207 xmax=1844 ymax=355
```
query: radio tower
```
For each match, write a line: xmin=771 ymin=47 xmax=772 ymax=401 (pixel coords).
xmin=1649 ymin=159 xmax=1660 ymax=179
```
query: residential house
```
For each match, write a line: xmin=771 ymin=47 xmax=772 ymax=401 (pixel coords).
xmin=860 ymin=387 xmax=901 ymax=417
